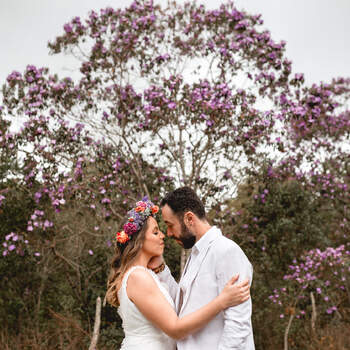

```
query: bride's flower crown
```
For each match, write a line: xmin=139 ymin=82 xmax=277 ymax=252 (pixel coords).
xmin=115 ymin=197 xmax=159 ymax=246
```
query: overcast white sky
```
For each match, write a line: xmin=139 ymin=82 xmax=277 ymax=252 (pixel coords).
xmin=0 ymin=0 xmax=349 ymax=87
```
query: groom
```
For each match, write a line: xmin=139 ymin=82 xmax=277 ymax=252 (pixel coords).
xmin=153 ymin=187 xmax=255 ymax=350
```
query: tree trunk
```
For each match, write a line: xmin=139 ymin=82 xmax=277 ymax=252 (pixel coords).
xmin=310 ymin=292 xmax=317 ymax=333
xmin=284 ymin=313 xmax=294 ymax=350
xmin=88 ymin=296 xmax=101 ymax=350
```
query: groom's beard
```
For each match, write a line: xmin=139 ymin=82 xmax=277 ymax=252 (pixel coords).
xmin=178 ymin=221 xmax=196 ymax=249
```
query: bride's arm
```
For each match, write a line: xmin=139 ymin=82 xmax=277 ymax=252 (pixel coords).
xmin=127 ymin=269 xmax=249 ymax=340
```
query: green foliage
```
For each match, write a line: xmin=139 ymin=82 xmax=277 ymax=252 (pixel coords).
xmin=212 ymin=167 xmax=340 ymax=349
xmin=0 ymin=182 xmax=38 ymax=330
xmin=219 ymin=176 xmax=332 ymax=278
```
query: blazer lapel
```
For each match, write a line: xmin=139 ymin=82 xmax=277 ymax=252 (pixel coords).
xmin=176 ymin=254 xmax=192 ymax=313
xmin=179 ymin=229 xmax=220 ymax=313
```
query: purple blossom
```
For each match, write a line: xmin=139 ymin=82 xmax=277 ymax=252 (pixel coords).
xmin=5 ymin=233 xmax=14 ymax=241
xmin=167 ymin=102 xmax=176 ymax=109
xmin=64 ymin=23 xmax=73 ymax=33
xmin=44 ymin=220 xmax=52 ymax=228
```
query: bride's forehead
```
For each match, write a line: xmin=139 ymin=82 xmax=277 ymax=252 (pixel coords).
xmin=147 ymin=216 xmax=158 ymax=228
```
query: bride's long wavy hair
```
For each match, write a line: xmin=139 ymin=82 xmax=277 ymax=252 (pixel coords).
xmin=106 ymin=219 xmax=149 ymax=307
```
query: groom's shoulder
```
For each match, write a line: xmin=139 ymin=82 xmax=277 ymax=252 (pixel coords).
xmin=215 ymin=232 xmax=240 ymax=249
xmin=212 ymin=231 xmax=246 ymax=256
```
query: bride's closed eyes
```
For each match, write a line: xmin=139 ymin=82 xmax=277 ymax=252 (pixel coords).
xmin=153 ymin=225 xmax=164 ymax=237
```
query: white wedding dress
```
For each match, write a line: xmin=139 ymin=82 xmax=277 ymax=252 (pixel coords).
xmin=117 ymin=266 xmax=176 ymax=350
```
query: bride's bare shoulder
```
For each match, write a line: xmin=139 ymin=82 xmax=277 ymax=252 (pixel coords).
xmin=126 ymin=267 xmax=158 ymax=299
xmin=128 ymin=267 xmax=155 ymax=284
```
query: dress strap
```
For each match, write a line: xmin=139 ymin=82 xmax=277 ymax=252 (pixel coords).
xmin=123 ymin=265 xmax=147 ymax=285
xmin=121 ymin=265 xmax=156 ymax=296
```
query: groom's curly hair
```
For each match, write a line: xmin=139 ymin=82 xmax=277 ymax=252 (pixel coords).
xmin=160 ymin=187 xmax=206 ymax=220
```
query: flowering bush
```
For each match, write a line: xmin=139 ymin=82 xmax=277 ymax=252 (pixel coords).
xmin=270 ymin=245 xmax=350 ymax=318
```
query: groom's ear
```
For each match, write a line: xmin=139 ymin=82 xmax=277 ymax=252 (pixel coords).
xmin=184 ymin=211 xmax=195 ymax=227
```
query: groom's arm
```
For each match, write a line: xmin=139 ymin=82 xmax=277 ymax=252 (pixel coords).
xmin=216 ymin=242 xmax=254 ymax=350
xmin=158 ymin=264 xmax=179 ymax=301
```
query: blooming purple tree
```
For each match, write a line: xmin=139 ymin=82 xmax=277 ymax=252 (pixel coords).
xmin=1 ymin=0 xmax=300 ymax=274
xmin=42 ymin=0 xmax=296 ymax=197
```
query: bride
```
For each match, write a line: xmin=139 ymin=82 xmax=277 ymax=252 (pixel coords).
xmin=106 ymin=198 xmax=250 ymax=350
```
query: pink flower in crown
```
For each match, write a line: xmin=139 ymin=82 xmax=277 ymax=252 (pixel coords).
xmin=123 ymin=222 xmax=138 ymax=235
xmin=136 ymin=201 xmax=147 ymax=209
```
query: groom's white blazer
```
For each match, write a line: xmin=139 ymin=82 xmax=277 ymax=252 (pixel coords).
xmin=158 ymin=226 xmax=255 ymax=350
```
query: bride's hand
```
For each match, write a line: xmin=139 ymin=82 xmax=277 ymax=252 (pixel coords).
xmin=147 ymin=255 xmax=164 ymax=270
xmin=218 ymin=275 xmax=250 ymax=310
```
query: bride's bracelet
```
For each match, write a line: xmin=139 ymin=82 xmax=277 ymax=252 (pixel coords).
xmin=152 ymin=262 xmax=165 ymax=274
